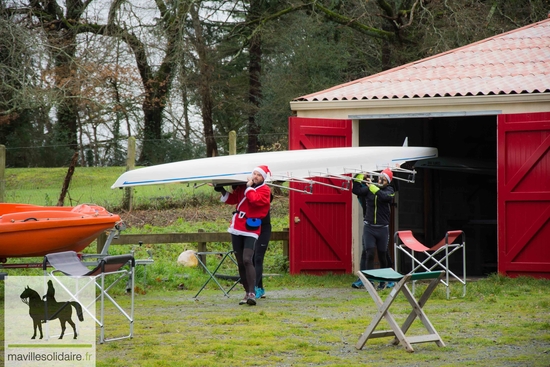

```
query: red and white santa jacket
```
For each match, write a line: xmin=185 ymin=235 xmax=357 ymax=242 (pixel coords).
xmin=221 ymin=183 xmax=271 ymax=239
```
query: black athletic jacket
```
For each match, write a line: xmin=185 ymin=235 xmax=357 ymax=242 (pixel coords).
xmin=352 ymin=181 xmax=395 ymax=226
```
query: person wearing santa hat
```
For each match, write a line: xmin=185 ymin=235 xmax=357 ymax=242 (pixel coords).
xmin=351 ymin=168 xmax=396 ymax=290
xmin=214 ymin=165 xmax=271 ymax=305
xmin=253 ymin=189 xmax=273 ymax=300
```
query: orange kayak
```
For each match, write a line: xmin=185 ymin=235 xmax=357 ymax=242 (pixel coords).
xmin=0 ymin=203 xmax=121 ymax=260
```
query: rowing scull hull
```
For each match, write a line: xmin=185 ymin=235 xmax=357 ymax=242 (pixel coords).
xmin=111 ymin=146 xmax=438 ymax=188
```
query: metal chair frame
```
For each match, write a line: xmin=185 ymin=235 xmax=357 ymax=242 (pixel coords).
xmin=43 ymin=251 xmax=135 ymax=343
xmin=394 ymin=230 xmax=466 ymax=299
xmin=193 ymin=251 xmax=240 ymax=298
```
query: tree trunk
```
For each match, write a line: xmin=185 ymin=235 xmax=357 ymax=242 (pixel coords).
xmin=190 ymin=4 xmax=218 ymax=157
xmin=246 ymin=0 xmax=263 ymax=154
xmin=49 ymin=30 xmax=79 ymax=152
xmin=247 ymin=32 xmax=262 ymax=153
xmin=140 ymin=97 xmax=165 ymax=164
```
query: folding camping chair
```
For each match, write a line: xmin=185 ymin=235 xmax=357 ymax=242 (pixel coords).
xmin=43 ymin=251 xmax=135 ymax=343
xmin=355 ymin=268 xmax=445 ymax=353
xmin=394 ymin=230 xmax=466 ymax=299
xmin=81 ymin=222 xmax=155 ymax=285
xmin=193 ymin=250 xmax=241 ymax=298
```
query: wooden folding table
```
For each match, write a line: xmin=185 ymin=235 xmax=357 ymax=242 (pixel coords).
xmin=355 ymin=268 xmax=445 ymax=353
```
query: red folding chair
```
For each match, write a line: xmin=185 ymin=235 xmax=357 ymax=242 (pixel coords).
xmin=394 ymin=230 xmax=466 ymax=299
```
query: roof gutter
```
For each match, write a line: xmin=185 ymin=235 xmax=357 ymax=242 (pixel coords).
xmin=290 ymin=93 xmax=550 ymax=117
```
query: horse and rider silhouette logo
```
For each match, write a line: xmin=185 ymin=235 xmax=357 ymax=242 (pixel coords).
xmin=19 ymin=280 xmax=84 ymax=340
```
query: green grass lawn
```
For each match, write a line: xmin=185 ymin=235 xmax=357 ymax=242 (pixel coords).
xmin=3 ymin=166 xmax=218 ymax=210
xmin=1 ymin=168 xmax=550 ymax=366
xmin=1 ymin=274 xmax=549 ymax=367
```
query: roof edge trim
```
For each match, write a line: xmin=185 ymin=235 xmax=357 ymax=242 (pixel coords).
xmin=290 ymin=93 xmax=550 ymax=111
xmin=349 ymin=110 xmax=502 ymax=119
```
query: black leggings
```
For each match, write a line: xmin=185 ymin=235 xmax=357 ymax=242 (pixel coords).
xmin=231 ymin=234 xmax=256 ymax=294
xmin=254 ymin=223 xmax=271 ymax=289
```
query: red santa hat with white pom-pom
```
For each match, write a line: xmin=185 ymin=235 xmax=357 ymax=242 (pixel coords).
xmin=253 ymin=165 xmax=271 ymax=180
xmin=381 ymin=168 xmax=393 ymax=183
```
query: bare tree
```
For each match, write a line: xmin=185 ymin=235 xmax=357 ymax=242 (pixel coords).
xmin=6 ymin=0 xmax=192 ymax=164
xmin=3 ymin=0 xmax=548 ymax=166
xmin=188 ymin=3 xmax=218 ymax=157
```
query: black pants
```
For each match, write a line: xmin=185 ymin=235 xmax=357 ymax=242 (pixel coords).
xmin=254 ymin=223 xmax=271 ymax=289
xmin=360 ymin=224 xmax=390 ymax=271
xmin=231 ymin=234 xmax=256 ymax=294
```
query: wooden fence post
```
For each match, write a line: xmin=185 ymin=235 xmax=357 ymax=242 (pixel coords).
xmin=197 ymin=228 xmax=207 ymax=272
xmin=282 ymin=228 xmax=289 ymax=260
xmin=123 ymin=137 xmax=136 ymax=211
xmin=229 ymin=131 xmax=236 ymax=155
xmin=0 ymin=145 xmax=5 ymax=203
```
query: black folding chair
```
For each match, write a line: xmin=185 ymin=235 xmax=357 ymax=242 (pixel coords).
xmin=194 ymin=250 xmax=240 ymax=298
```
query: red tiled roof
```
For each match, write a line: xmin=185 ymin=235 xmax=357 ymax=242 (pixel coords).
xmin=294 ymin=19 xmax=550 ymax=102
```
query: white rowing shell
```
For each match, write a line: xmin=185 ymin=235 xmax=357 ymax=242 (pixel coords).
xmin=111 ymin=146 xmax=437 ymax=188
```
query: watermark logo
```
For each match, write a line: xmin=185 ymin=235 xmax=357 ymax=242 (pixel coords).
xmin=5 ymin=276 xmax=96 ymax=366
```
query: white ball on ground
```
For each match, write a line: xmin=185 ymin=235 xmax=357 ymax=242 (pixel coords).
xmin=177 ymin=250 xmax=198 ymax=267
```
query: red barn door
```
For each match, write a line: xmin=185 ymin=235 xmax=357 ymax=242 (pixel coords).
xmin=498 ymin=112 xmax=550 ymax=278
xmin=288 ymin=117 xmax=352 ymax=274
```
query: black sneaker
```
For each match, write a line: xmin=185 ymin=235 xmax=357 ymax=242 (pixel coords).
xmin=239 ymin=294 xmax=248 ymax=305
xmin=377 ymin=282 xmax=387 ymax=291
xmin=246 ymin=293 xmax=256 ymax=306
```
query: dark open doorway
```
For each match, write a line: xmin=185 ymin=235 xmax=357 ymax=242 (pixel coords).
xmin=359 ymin=115 xmax=497 ymax=276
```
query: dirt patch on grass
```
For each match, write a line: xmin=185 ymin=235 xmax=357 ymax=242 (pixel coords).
xmin=117 ymin=195 xmax=289 ymax=229
xmin=118 ymin=206 xmax=224 ymax=228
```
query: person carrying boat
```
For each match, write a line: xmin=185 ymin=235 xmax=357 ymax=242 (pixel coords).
xmin=351 ymin=168 xmax=396 ymax=290
xmin=229 ymin=184 xmax=273 ymax=300
xmin=254 ymin=191 xmax=273 ymax=300
xmin=214 ymin=165 xmax=272 ymax=306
